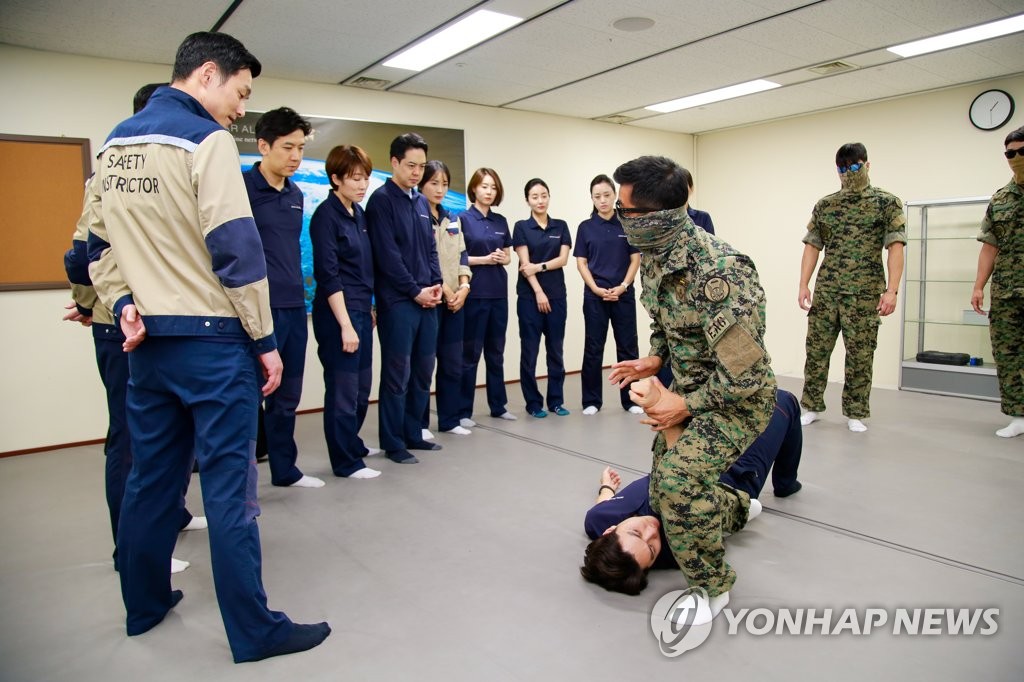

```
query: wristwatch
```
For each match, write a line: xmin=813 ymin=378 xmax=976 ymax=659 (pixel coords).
xmin=540 ymin=263 xmax=547 ymax=271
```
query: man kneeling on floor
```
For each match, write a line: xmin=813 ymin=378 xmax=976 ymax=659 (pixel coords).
xmin=580 ymin=387 xmax=803 ymax=597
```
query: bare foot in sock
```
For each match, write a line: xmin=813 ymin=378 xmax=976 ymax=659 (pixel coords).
xmin=238 ymin=622 xmax=331 ymax=663
xmin=996 ymin=417 xmax=1024 ymax=438
xmin=290 ymin=475 xmax=325 ymax=488
xmin=182 ymin=516 xmax=207 ymax=531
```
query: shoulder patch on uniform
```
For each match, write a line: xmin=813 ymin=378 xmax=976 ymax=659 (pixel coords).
xmin=704 ymin=276 xmax=730 ymax=302
xmin=716 ymin=324 xmax=763 ymax=377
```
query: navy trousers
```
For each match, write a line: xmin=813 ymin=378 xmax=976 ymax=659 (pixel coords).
xmin=262 ymin=307 xmax=307 ymax=486
xmin=460 ymin=297 xmax=509 ymax=418
xmin=581 ymin=296 xmax=640 ymax=411
xmin=93 ymin=324 xmax=192 ymax=569
xmin=313 ymin=305 xmax=373 ymax=476
xmin=377 ymin=300 xmax=438 ymax=453
xmin=427 ymin=305 xmax=466 ymax=432
xmin=517 ymin=296 xmax=567 ymax=413
xmin=718 ymin=389 xmax=803 ymax=497
xmin=120 ymin=338 xmax=292 ymax=663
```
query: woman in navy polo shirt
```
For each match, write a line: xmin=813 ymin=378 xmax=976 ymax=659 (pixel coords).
xmin=459 ymin=168 xmax=517 ymax=425
xmin=513 ymin=178 xmax=573 ymax=418
xmin=574 ymin=174 xmax=644 ymax=416
xmin=418 ymin=160 xmax=473 ymax=436
xmin=310 ymin=145 xmax=380 ymax=479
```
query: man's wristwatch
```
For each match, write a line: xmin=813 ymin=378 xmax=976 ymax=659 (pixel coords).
xmin=540 ymin=263 xmax=547 ymax=272
xmin=458 ymin=283 xmax=470 ymax=290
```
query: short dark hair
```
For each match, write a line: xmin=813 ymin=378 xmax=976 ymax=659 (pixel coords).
xmin=589 ymin=174 xmax=615 ymax=193
xmin=325 ymin=145 xmax=373 ymax=191
xmin=580 ymin=533 xmax=649 ymax=595
xmin=835 ymin=143 xmax=867 ymax=168
xmin=419 ymin=160 xmax=451 ymax=191
xmin=1005 ymin=125 xmax=1024 ymax=146
xmin=255 ymin=107 xmax=312 ymax=147
xmin=613 ymin=156 xmax=688 ymax=211
xmin=523 ymin=177 xmax=549 ymax=199
xmin=171 ymin=31 xmax=261 ymax=83
xmin=133 ymin=83 xmax=167 ymax=114
xmin=389 ymin=133 xmax=428 ymax=162
xmin=467 ymin=168 xmax=504 ymax=206
xmin=680 ymin=167 xmax=694 ymax=191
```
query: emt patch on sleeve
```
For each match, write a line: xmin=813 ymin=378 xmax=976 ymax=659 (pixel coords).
xmin=706 ymin=311 xmax=762 ymax=376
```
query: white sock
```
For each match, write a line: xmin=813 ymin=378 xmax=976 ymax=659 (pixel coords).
xmin=800 ymin=411 xmax=819 ymax=426
xmin=443 ymin=425 xmax=472 ymax=435
xmin=582 ymin=406 xmax=599 ymax=416
xmin=498 ymin=412 xmax=517 ymax=421
xmin=182 ymin=516 xmax=207 ymax=531
xmin=347 ymin=467 xmax=381 ymax=479
xmin=996 ymin=417 xmax=1024 ymax=438
xmin=290 ymin=475 xmax=326 ymax=488
xmin=627 ymin=405 xmax=644 ymax=415
xmin=421 ymin=428 xmax=435 ymax=441
xmin=170 ymin=557 xmax=190 ymax=574
xmin=366 ymin=447 xmax=382 ymax=456
xmin=847 ymin=419 xmax=867 ymax=432
xmin=675 ymin=591 xmax=730 ymax=627
xmin=747 ymin=498 xmax=762 ymax=523
xmin=459 ymin=418 xmax=476 ymax=428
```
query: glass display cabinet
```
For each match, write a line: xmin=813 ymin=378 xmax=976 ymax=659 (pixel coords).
xmin=900 ymin=196 xmax=1000 ymax=401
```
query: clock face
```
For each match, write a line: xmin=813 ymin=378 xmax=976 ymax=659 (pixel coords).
xmin=969 ymin=90 xmax=1014 ymax=131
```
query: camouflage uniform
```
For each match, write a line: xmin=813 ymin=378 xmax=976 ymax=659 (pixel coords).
xmin=634 ymin=208 xmax=776 ymax=597
xmin=979 ymin=180 xmax=1024 ymax=417
xmin=801 ymin=172 xmax=905 ymax=419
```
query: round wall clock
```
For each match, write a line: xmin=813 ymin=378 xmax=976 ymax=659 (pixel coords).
xmin=969 ymin=89 xmax=1014 ymax=131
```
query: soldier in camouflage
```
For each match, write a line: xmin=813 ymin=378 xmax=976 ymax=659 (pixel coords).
xmin=798 ymin=143 xmax=905 ymax=432
xmin=971 ymin=125 xmax=1024 ymax=439
xmin=608 ymin=156 xmax=776 ymax=626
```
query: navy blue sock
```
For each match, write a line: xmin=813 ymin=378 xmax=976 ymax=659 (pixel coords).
xmin=239 ymin=622 xmax=331 ymax=663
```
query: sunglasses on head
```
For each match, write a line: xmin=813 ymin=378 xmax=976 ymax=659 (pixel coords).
xmin=837 ymin=162 xmax=864 ymax=174
xmin=1005 ymin=148 xmax=1024 ymax=159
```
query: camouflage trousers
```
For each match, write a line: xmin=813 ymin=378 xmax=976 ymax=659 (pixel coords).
xmin=648 ymin=419 xmax=752 ymax=597
xmin=990 ymin=294 xmax=1024 ymax=417
xmin=801 ymin=293 xmax=880 ymax=419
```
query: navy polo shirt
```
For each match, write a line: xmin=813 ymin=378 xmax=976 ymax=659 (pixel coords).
xmin=309 ymin=191 xmax=374 ymax=313
xmin=460 ymin=205 xmax=512 ymax=299
xmin=512 ymin=217 xmax=572 ymax=299
xmin=573 ymin=213 xmax=639 ymax=300
xmin=583 ymin=476 xmax=675 ymax=569
xmin=688 ymin=207 xmax=715 ymax=235
xmin=244 ymin=162 xmax=307 ymax=308
xmin=365 ymin=179 xmax=442 ymax=310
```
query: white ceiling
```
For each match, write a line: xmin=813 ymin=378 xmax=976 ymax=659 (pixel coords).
xmin=1 ymin=0 xmax=1023 ymax=133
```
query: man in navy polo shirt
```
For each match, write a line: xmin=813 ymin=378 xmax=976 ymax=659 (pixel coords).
xmin=366 ymin=133 xmax=443 ymax=464
xmin=244 ymin=107 xmax=324 ymax=488
xmin=581 ymin=389 xmax=803 ymax=595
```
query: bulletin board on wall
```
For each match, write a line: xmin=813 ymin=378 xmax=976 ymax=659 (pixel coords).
xmin=0 ymin=134 xmax=92 ymax=290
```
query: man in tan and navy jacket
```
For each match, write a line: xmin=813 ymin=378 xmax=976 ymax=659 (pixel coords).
xmin=85 ymin=31 xmax=329 ymax=663
xmin=64 ymin=82 xmax=204 ymax=577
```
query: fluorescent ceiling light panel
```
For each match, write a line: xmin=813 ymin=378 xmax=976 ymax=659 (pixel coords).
xmin=383 ymin=9 xmax=523 ymax=71
xmin=887 ymin=14 xmax=1024 ymax=57
xmin=645 ymin=79 xmax=781 ymax=113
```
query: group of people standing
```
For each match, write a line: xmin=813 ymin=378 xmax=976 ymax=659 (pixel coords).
xmin=60 ymin=25 xmax=1023 ymax=662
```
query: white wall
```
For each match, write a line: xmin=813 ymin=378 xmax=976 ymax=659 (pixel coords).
xmin=5 ymin=41 xmax=1020 ymax=452
xmin=0 ymin=44 xmax=692 ymax=453
xmin=695 ymin=75 xmax=1024 ymax=390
